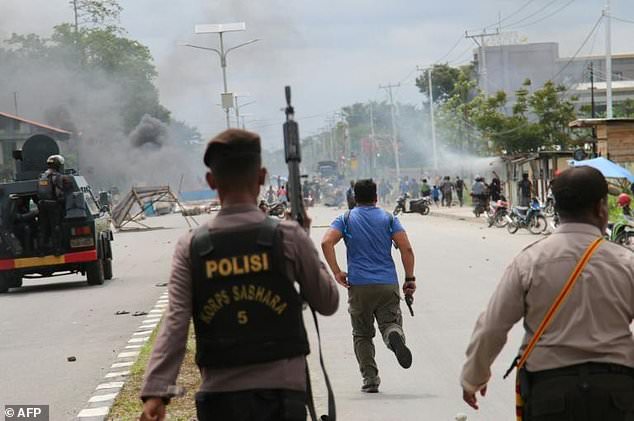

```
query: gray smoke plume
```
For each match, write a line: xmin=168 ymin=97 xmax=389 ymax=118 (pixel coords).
xmin=129 ymin=115 xmax=168 ymax=149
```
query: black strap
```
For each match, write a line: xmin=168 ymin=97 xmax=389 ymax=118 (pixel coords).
xmin=305 ymin=307 xmax=336 ymax=421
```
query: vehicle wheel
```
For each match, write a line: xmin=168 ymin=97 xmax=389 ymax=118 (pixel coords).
xmin=393 ymin=207 xmax=402 ymax=216
xmin=494 ymin=212 xmax=509 ymax=228
xmin=529 ymin=215 xmax=548 ymax=235
xmin=86 ymin=260 xmax=105 ymax=285
xmin=507 ymin=216 xmax=519 ymax=234
xmin=615 ymin=231 xmax=634 ymax=250
xmin=420 ymin=205 xmax=430 ymax=216
xmin=0 ymin=274 xmax=11 ymax=293
xmin=103 ymin=258 xmax=113 ymax=280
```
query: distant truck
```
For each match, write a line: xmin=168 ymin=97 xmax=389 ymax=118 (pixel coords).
xmin=0 ymin=134 xmax=114 ymax=292
xmin=317 ymin=160 xmax=339 ymax=178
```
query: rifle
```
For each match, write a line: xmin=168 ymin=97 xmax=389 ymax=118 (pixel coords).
xmin=283 ymin=86 xmax=306 ymax=227
xmin=283 ymin=86 xmax=336 ymax=421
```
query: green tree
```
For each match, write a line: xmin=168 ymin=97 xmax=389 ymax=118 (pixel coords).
xmin=415 ymin=63 xmax=475 ymax=101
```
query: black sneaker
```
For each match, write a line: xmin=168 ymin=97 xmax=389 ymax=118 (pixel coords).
xmin=388 ymin=332 xmax=412 ymax=369
xmin=361 ymin=377 xmax=380 ymax=393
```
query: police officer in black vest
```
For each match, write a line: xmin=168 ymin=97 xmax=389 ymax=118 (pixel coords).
xmin=140 ymin=129 xmax=339 ymax=421
xmin=37 ymin=154 xmax=65 ymax=253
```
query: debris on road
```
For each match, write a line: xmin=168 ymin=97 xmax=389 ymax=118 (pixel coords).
xmin=155 ymin=282 xmax=168 ymax=287
xmin=67 ymin=356 xmax=77 ymax=362
xmin=132 ymin=311 xmax=148 ymax=317
xmin=115 ymin=311 xmax=130 ymax=315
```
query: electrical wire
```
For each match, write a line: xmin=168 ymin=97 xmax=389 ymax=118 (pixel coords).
xmin=509 ymin=0 xmax=576 ymax=30
xmin=467 ymin=0 xmax=537 ymax=31
xmin=611 ymin=16 xmax=634 ymax=25
xmin=552 ymin=15 xmax=604 ymax=81
xmin=500 ymin=0 xmax=566 ymax=29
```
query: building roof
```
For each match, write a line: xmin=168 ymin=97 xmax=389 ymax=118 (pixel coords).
xmin=0 ymin=111 xmax=72 ymax=135
xmin=569 ymin=118 xmax=634 ymax=128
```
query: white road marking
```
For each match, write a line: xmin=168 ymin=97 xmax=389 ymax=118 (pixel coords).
xmin=149 ymin=309 xmax=163 ymax=314
xmin=117 ymin=351 xmax=140 ymax=358
xmin=128 ymin=337 xmax=149 ymax=343
xmin=77 ymin=407 xmax=110 ymax=417
xmin=111 ymin=361 xmax=134 ymax=369
xmin=88 ymin=393 xmax=118 ymax=403
xmin=125 ymin=345 xmax=143 ymax=349
xmin=137 ymin=324 xmax=157 ymax=331
xmin=142 ymin=318 xmax=160 ymax=324
xmin=157 ymin=300 xmax=168 ymax=304
xmin=105 ymin=371 xmax=130 ymax=378
xmin=96 ymin=382 xmax=124 ymax=390
xmin=133 ymin=331 xmax=151 ymax=337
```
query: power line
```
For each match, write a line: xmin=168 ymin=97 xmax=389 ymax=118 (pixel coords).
xmin=502 ymin=0 xmax=568 ymax=29
xmin=467 ymin=0 xmax=536 ymax=31
xmin=510 ymin=0 xmax=576 ymax=30
xmin=434 ymin=34 xmax=466 ymax=63
xmin=552 ymin=15 xmax=604 ymax=81
xmin=611 ymin=15 xmax=634 ymax=25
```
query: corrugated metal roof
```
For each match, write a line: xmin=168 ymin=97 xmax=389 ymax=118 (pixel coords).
xmin=0 ymin=111 xmax=72 ymax=135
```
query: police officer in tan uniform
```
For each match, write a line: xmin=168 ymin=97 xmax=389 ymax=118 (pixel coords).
xmin=139 ymin=129 xmax=339 ymax=421
xmin=461 ymin=167 xmax=634 ymax=420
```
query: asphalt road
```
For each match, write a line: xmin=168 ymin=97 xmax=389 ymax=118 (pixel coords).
xmin=0 ymin=206 xmax=540 ymax=421
xmin=0 ymin=214 xmax=194 ymax=420
xmin=307 ymin=206 xmax=540 ymax=421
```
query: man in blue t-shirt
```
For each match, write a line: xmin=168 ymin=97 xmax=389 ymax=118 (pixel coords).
xmin=321 ymin=179 xmax=416 ymax=393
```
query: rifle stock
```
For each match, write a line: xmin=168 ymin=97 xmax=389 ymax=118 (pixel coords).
xmin=283 ymin=86 xmax=306 ymax=227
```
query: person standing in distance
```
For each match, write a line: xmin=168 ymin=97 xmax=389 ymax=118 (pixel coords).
xmin=139 ymin=129 xmax=339 ymax=421
xmin=36 ymin=154 xmax=66 ymax=253
xmin=321 ymin=179 xmax=416 ymax=393
xmin=461 ymin=167 xmax=634 ymax=419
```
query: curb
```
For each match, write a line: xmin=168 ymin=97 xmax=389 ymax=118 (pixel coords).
xmin=75 ymin=291 xmax=169 ymax=421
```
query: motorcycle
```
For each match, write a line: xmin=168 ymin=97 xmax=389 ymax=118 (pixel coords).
xmin=471 ymin=194 xmax=488 ymax=217
xmin=607 ymin=217 xmax=634 ymax=249
xmin=543 ymin=194 xmax=555 ymax=217
xmin=485 ymin=198 xmax=509 ymax=228
xmin=506 ymin=198 xmax=548 ymax=235
xmin=393 ymin=193 xmax=430 ymax=216
xmin=267 ymin=201 xmax=287 ymax=218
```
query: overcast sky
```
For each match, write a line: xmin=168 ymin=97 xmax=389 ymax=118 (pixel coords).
xmin=2 ymin=0 xmax=633 ymax=149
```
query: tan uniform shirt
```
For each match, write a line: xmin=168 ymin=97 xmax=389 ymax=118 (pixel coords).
xmin=141 ymin=204 xmax=339 ymax=398
xmin=461 ymin=223 xmax=634 ymax=393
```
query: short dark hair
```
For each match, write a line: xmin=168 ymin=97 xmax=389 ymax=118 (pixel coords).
xmin=204 ymin=129 xmax=261 ymax=187
xmin=354 ymin=179 xmax=377 ymax=204
xmin=552 ymin=167 xmax=607 ymax=218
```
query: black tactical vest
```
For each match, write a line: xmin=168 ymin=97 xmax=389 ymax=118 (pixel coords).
xmin=190 ymin=217 xmax=309 ymax=368
xmin=37 ymin=170 xmax=62 ymax=201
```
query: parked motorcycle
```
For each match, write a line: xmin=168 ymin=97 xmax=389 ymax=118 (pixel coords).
xmin=543 ymin=194 xmax=555 ymax=217
xmin=393 ymin=193 xmax=430 ymax=216
xmin=507 ymin=198 xmax=548 ymax=235
xmin=607 ymin=217 xmax=634 ymax=249
xmin=485 ymin=198 xmax=509 ymax=228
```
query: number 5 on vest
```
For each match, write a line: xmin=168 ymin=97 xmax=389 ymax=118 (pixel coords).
xmin=237 ymin=310 xmax=248 ymax=325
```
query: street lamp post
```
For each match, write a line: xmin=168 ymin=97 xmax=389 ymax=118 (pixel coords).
xmin=185 ymin=23 xmax=260 ymax=128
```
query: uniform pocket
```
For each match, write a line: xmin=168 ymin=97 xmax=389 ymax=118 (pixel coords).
xmin=529 ymin=395 xmax=567 ymax=421
xmin=610 ymin=391 xmax=634 ymax=413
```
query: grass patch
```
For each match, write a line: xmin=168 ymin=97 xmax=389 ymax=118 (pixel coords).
xmin=108 ymin=323 xmax=200 ymax=420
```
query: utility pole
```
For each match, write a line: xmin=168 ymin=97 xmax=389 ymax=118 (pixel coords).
xmin=368 ymin=101 xmax=376 ymax=177
xmin=465 ymin=30 xmax=499 ymax=96
xmin=72 ymin=0 xmax=79 ymax=33
xmin=379 ymin=83 xmax=401 ymax=180
xmin=604 ymin=0 xmax=613 ymax=118
xmin=12 ymin=92 xmax=19 ymax=116
xmin=590 ymin=62 xmax=597 ymax=156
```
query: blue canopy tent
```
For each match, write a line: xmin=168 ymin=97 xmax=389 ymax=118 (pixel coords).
xmin=569 ymin=157 xmax=634 ymax=182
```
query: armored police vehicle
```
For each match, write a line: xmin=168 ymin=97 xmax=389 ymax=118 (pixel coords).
xmin=0 ymin=134 xmax=114 ymax=292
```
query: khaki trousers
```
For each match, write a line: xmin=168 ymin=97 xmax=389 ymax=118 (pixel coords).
xmin=348 ymin=284 xmax=404 ymax=384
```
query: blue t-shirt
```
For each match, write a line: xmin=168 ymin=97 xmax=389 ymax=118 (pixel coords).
xmin=330 ymin=206 xmax=405 ymax=285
